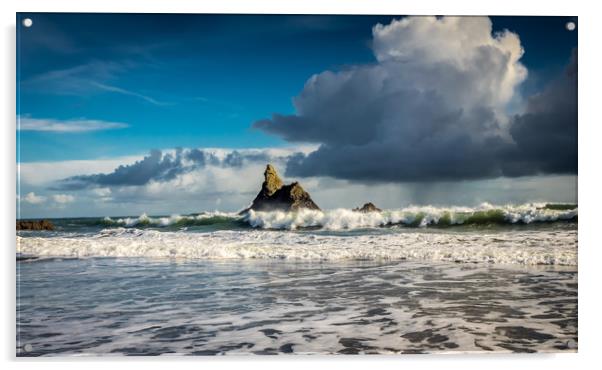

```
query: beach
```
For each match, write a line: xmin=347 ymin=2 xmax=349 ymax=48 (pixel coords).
xmin=16 ymin=204 xmax=578 ymax=355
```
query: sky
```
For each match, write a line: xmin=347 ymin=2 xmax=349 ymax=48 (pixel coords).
xmin=16 ymin=14 xmax=578 ymax=218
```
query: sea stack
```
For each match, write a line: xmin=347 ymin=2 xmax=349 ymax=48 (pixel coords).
xmin=353 ymin=202 xmax=382 ymax=213
xmin=241 ymin=164 xmax=320 ymax=213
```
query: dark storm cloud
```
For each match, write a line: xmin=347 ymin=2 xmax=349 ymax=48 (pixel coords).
xmin=270 ymin=83 xmax=513 ymax=182
xmin=254 ymin=17 xmax=577 ymax=183
xmin=53 ymin=148 xmax=284 ymax=190
xmin=55 ymin=149 xmax=189 ymax=190
xmin=504 ymin=50 xmax=578 ymax=176
xmin=185 ymin=148 xmax=220 ymax=166
xmin=222 ymin=151 xmax=273 ymax=167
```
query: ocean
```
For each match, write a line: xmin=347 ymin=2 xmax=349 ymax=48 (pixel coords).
xmin=16 ymin=203 xmax=578 ymax=356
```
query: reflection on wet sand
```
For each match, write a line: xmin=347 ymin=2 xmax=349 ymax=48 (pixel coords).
xmin=17 ymin=259 xmax=577 ymax=356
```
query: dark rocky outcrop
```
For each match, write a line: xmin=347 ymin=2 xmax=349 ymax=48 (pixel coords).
xmin=353 ymin=202 xmax=382 ymax=213
xmin=241 ymin=164 xmax=320 ymax=213
xmin=17 ymin=219 xmax=54 ymax=231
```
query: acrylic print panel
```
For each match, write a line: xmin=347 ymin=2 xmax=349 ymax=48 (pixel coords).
xmin=16 ymin=13 xmax=578 ymax=356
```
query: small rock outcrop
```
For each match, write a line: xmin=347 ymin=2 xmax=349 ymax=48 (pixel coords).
xmin=241 ymin=164 xmax=320 ymax=213
xmin=353 ymin=202 xmax=382 ymax=213
xmin=17 ymin=219 xmax=54 ymax=231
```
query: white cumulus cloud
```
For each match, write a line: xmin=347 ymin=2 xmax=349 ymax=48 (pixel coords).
xmin=92 ymin=188 xmax=112 ymax=197
xmin=52 ymin=194 xmax=75 ymax=204
xmin=254 ymin=16 xmax=548 ymax=182
xmin=21 ymin=192 xmax=47 ymax=204
xmin=371 ymin=16 xmax=526 ymax=109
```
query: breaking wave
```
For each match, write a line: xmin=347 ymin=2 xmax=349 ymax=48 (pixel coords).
xmin=100 ymin=211 xmax=241 ymax=228
xmin=17 ymin=203 xmax=577 ymax=265
xmin=244 ymin=203 xmax=577 ymax=230
xmin=16 ymin=227 xmax=577 ymax=265
xmin=82 ymin=203 xmax=577 ymax=231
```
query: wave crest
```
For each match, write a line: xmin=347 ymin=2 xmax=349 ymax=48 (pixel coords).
xmin=101 ymin=211 xmax=240 ymax=228
xmin=47 ymin=203 xmax=576 ymax=231
xmin=243 ymin=203 xmax=577 ymax=230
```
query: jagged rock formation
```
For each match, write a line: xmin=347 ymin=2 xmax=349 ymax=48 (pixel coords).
xmin=241 ymin=164 xmax=320 ymax=213
xmin=353 ymin=202 xmax=382 ymax=213
xmin=17 ymin=219 xmax=54 ymax=231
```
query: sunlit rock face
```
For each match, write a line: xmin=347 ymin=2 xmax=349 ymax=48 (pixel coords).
xmin=353 ymin=202 xmax=382 ymax=213
xmin=241 ymin=164 xmax=320 ymax=213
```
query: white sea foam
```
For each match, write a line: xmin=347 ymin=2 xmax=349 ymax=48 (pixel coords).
xmin=103 ymin=211 xmax=238 ymax=227
xmin=97 ymin=203 xmax=577 ymax=231
xmin=243 ymin=203 xmax=577 ymax=230
xmin=17 ymin=227 xmax=577 ymax=265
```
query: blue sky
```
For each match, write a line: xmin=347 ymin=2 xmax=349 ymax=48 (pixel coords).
xmin=17 ymin=14 xmax=391 ymax=161
xmin=17 ymin=14 xmax=576 ymax=162
xmin=16 ymin=14 xmax=578 ymax=217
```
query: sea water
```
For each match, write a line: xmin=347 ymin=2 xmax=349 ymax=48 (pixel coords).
xmin=16 ymin=203 xmax=578 ymax=356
